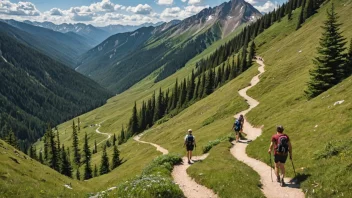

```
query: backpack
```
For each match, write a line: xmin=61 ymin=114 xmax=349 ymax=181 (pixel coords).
xmin=234 ymin=119 xmax=241 ymax=131
xmin=186 ymin=135 xmax=194 ymax=146
xmin=276 ymin=135 xmax=289 ymax=154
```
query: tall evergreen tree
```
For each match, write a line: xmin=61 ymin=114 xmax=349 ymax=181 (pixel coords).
xmin=43 ymin=135 xmax=48 ymax=162
xmin=83 ymin=132 xmax=92 ymax=180
xmin=100 ymin=145 xmax=110 ymax=175
xmin=154 ymin=88 xmax=164 ymax=122
xmin=78 ymin=117 xmax=81 ymax=132
xmin=187 ymin=71 xmax=196 ymax=101
xmin=119 ymin=125 xmax=125 ymax=145
xmin=39 ymin=149 xmax=44 ymax=164
xmin=76 ymin=169 xmax=81 ymax=180
xmin=304 ymin=0 xmax=314 ymax=20
xmin=111 ymin=145 xmax=122 ymax=170
xmin=72 ymin=120 xmax=81 ymax=166
xmin=93 ymin=140 xmax=97 ymax=154
xmin=345 ymin=38 xmax=352 ymax=77
xmin=94 ymin=164 xmax=98 ymax=177
xmin=128 ymin=102 xmax=139 ymax=134
xmin=296 ymin=7 xmax=304 ymax=30
xmin=113 ymin=133 xmax=117 ymax=146
xmin=5 ymin=129 xmax=18 ymax=149
xmin=248 ymin=41 xmax=256 ymax=66
xmin=306 ymin=4 xmax=348 ymax=98
xmin=60 ymin=144 xmax=73 ymax=178
xmin=28 ymin=144 xmax=37 ymax=160
xmin=48 ymin=126 xmax=59 ymax=171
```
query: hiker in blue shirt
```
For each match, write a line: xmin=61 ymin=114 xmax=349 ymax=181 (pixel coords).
xmin=184 ymin=129 xmax=196 ymax=164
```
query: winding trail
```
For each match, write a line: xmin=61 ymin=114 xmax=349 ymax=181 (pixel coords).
xmin=231 ymin=58 xmax=304 ymax=198
xmin=95 ymin=121 xmax=111 ymax=146
xmin=134 ymin=134 xmax=218 ymax=198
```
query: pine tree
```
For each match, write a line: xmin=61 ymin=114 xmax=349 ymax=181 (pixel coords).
xmin=241 ymin=46 xmax=248 ymax=71
xmin=171 ymin=79 xmax=179 ymax=109
xmin=78 ymin=117 xmax=81 ymax=132
xmin=346 ymin=38 xmax=352 ymax=77
xmin=306 ymin=4 xmax=348 ymax=98
xmin=177 ymin=79 xmax=187 ymax=108
xmin=111 ymin=145 xmax=122 ymax=170
xmin=119 ymin=125 xmax=125 ymax=145
xmin=93 ymin=140 xmax=97 ymax=154
xmin=43 ymin=135 xmax=48 ymax=162
xmin=187 ymin=70 xmax=196 ymax=101
xmin=5 ymin=129 xmax=18 ymax=149
xmin=198 ymin=73 xmax=206 ymax=99
xmin=296 ymin=7 xmax=304 ymax=30
xmin=128 ymin=102 xmax=139 ymax=134
xmin=304 ymin=0 xmax=314 ymax=20
xmin=100 ymin=146 xmax=110 ymax=175
xmin=83 ymin=132 xmax=92 ymax=180
xmin=39 ymin=149 xmax=44 ymax=164
xmin=72 ymin=120 xmax=81 ymax=166
xmin=94 ymin=164 xmax=98 ymax=177
xmin=29 ymin=144 xmax=37 ymax=160
xmin=113 ymin=133 xmax=117 ymax=146
xmin=60 ymin=144 xmax=72 ymax=178
xmin=248 ymin=41 xmax=256 ymax=66
xmin=287 ymin=0 xmax=293 ymax=20
xmin=48 ymin=126 xmax=59 ymax=171
xmin=76 ymin=169 xmax=81 ymax=180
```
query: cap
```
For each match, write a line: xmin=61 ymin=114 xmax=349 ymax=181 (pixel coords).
xmin=188 ymin=129 xmax=192 ymax=132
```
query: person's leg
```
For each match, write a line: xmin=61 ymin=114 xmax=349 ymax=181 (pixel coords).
xmin=189 ymin=150 xmax=193 ymax=161
xmin=279 ymin=163 xmax=286 ymax=178
xmin=187 ymin=150 xmax=190 ymax=162
xmin=236 ymin=132 xmax=239 ymax=142
xmin=275 ymin=162 xmax=280 ymax=180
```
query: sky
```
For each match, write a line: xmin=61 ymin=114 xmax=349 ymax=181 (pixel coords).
xmin=0 ymin=0 xmax=284 ymax=26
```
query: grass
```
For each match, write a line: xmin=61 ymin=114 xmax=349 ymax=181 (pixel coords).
xmin=187 ymin=142 xmax=264 ymax=198
xmin=0 ymin=140 xmax=91 ymax=198
xmin=245 ymin=1 xmax=352 ymax=197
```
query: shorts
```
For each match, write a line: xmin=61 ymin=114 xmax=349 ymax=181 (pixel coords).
xmin=186 ymin=145 xmax=194 ymax=151
xmin=274 ymin=154 xmax=288 ymax=163
xmin=234 ymin=130 xmax=240 ymax=135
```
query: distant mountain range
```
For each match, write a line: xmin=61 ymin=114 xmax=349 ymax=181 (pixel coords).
xmin=23 ymin=21 xmax=164 ymax=46
xmin=0 ymin=26 xmax=111 ymax=146
xmin=76 ymin=0 xmax=262 ymax=93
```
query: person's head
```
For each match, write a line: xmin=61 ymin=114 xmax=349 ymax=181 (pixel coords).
xmin=277 ymin=125 xmax=284 ymax=133
xmin=188 ymin=129 xmax=192 ymax=134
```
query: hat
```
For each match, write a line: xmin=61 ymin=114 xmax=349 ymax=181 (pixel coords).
xmin=188 ymin=129 xmax=192 ymax=133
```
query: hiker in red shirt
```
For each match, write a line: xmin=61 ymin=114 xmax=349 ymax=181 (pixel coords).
xmin=268 ymin=125 xmax=292 ymax=186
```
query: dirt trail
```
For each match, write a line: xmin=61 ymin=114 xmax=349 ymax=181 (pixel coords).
xmin=95 ymin=121 xmax=111 ymax=146
xmin=134 ymin=133 xmax=218 ymax=198
xmin=231 ymin=58 xmax=304 ymax=198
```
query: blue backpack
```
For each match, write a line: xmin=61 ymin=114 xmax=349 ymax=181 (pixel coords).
xmin=234 ymin=119 xmax=241 ymax=131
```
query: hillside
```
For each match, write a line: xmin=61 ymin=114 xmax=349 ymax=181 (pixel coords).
xmin=1 ymin=20 xmax=92 ymax=68
xmin=32 ymin=0 xmax=351 ymax=197
xmin=0 ymin=31 xmax=111 ymax=149
xmin=0 ymin=140 xmax=92 ymax=198
xmin=76 ymin=0 xmax=261 ymax=93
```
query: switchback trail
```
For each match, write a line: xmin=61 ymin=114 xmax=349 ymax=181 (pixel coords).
xmin=231 ymin=58 xmax=304 ymax=198
xmin=134 ymin=134 xmax=218 ymax=198
xmin=95 ymin=121 xmax=111 ymax=146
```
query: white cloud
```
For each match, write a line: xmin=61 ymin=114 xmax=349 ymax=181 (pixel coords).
xmin=0 ymin=0 xmax=40 ymax=16
xmin=188 ymin=0 xmax=204 ymax=5
xmin=160 ymin=5 xmax=207 ymax=20
xmin=157 ymin=0 xmax=174 ymax=5
xmin=245 ymin=0 xmax=258 ymax=5
xmin=126 ymin=4 xmax=153 ymax=15
xmin=254 ymin=1 xmax=277 ymax=13
xmin=181 ymin=0 xmax=187 ymax=2
xmin=49 ymin=8 xmax=63 ymax=16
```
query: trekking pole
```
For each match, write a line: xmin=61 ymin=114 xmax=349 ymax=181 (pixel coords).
xmin=291 ymin=158 xmax=297 ymax=178
xmin=269 ymin=154 xmax=273 ymax=182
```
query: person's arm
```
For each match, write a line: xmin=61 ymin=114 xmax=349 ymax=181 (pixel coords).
xmin=288 ymin=141 xmax=292 ymax=159
xmin=268 ymin=141 xmax=274 ymax=154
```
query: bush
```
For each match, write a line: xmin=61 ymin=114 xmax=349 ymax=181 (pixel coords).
xmin=115 ymin=154 xmax=184 ymax=198
xmin=202 ymin=135 xmax=233 ymax=154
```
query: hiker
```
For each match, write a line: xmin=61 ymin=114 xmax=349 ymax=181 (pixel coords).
xmin=183 ymin=129 xmax=196 ymax=164
xmin=268 ymin=125 xmax=292 ymax=186
xmin=232 ymin=117 xmax=242 ymax=142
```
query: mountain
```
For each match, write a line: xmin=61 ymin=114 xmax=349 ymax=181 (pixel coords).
xmin=77 ymin=0 xmax=261 ymax=93
xmin=1 ymin=20 xmax=91 ymax=68
xmin=0 ymin=30 xmax=112 ymax=149
xmin=23 ymin=21 xmax=165 ymax=46
xmin=99 ymin=22 xmax=165 ymax=35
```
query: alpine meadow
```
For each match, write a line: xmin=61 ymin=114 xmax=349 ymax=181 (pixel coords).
xmin=0 ymin=0 xmax=351 ymax=197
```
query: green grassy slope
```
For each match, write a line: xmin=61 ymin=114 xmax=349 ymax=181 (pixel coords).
xmin=245 ymin=1 xmax=352 ymax=197
xmin=0 ymin=140 xmax=91 ymax=198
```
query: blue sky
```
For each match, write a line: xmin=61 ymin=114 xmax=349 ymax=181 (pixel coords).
xmin=1 ymin=0 xmax=283 ymax=26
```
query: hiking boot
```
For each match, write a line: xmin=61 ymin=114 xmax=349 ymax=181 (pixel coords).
xmin=280 ymin=178 xmax=285 ymax=187
xmin=276 ymin=176 xmax=280 ymax=183
xmin=188 ymin=160 xmax=191 ymax=164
